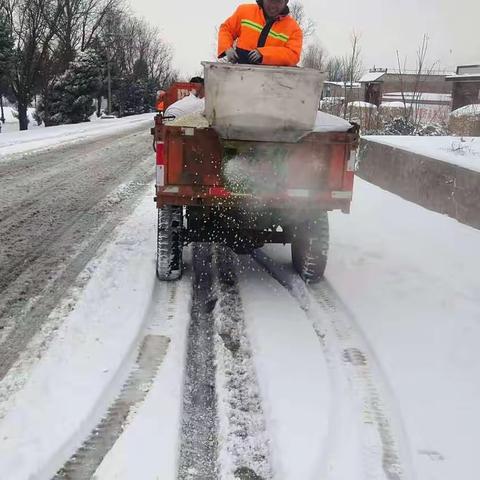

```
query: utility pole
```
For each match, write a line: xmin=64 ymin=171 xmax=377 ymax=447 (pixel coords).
xmin=107 ymin=53 xmax=112 ymax=116
xmin=0 ymin=94 xmax=5 ymax=124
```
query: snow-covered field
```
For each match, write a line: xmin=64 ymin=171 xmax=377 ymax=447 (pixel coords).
xmin=1 ymin=173 xmax=479 ymax=479
xmin=365 ymin=135 xmax=480 ymax=173
xmin=0 ymin=113 xmax=154 ymax=158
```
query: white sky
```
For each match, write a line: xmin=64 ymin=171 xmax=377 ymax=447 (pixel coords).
xmin=128 ymin=0 xmax=480 ymax=78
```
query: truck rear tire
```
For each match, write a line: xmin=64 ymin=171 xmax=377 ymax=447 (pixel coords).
xmin=291 ymin=212 xmax=329 ymax=283
xmin=157 ymin=205 xmax=183 ymax=281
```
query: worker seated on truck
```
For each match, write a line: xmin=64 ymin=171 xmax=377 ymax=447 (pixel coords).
xmin=155 ymin=90 xmax=166 ymax=113
xmin=218 ymin=0 xmax=303 ymax=67
xmin=164 ymin=77 xmax=205 ymax=121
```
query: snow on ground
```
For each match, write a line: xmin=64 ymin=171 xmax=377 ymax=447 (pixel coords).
xmin=237 ymin=258 xmax=332 ymax=479
xmin=364 ymin=135 xmax=480 ymax=173
xmin=0 ymin=113 xmax=154 ymax=158
xmin=0 ymin=194 xmax=158 ymax=479
xmin=382 ymin=93 xmax=452 ymax=103
xmin=0 ymin=106 xmax=37 ymax=124
xmin=380 ymin=101 xmax=408 ymax=109
xmin=328 ymin=179 xmax=480 ymax=480
xmin=0 ymin=107 xmax=40 ymax=133
xmin=93 ymin=269 xmax=192 ymax=480
xmin=1 ymin=174 xmax=479 ymax=479
xmin=265 ymin=177 xmax=480 ymax=480
xmin=348 ymin=101 xmax=377 ymax=109
xmin=450 ymin=104 xmax=480 ymax=117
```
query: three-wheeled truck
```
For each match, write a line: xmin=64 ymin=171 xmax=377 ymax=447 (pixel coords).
xmin=152 ymin=62 xmax=359 ymax=282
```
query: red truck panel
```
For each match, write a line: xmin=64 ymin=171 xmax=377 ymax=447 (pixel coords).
xmin=155 ymin=118 xmax=359 ymax=212
xmin=164 ymin=83 xmax=203 ymax=110
xmin=163 ymin=127 xmax=223 ymax=186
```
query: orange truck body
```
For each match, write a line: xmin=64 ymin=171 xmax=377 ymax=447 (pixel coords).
xmin=152 ymin=81 xmax=359 ymax=280
xmin=153 ymin=115 xmax=359 ymax=214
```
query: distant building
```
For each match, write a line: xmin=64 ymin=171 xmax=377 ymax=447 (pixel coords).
xmin=445 ymin=65 xmax=480 ymax=111
xmin=359 ymin=68 xmax=452 ymax=107
xmin=322 ymin=81 xmax=363 ymax=104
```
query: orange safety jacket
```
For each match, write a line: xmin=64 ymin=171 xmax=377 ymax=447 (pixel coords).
xmin=218 ymin=3 xmax=303 ymax=66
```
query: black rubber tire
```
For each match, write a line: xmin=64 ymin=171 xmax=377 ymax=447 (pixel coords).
xmin=291 ymin=212 xmax=329 ymax=283
xmin=156 ymin=205 xmax=183 ymax=281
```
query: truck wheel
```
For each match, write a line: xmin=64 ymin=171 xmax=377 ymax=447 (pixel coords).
xmin=157 ymin=205 xmax=183 ymax=281
xmin=291 ymin=212 xmax=329 ymax=283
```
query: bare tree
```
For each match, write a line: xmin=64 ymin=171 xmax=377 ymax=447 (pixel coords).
xmin=2 ymin=0 xmax=59 ymax=130
xmin=30 ymin=0 xmax=120 ymax=125
xmin=325 ymin=56 xmax=344 ymax=82
xmin=302 ymin=41 xmax=327 ymax=71
xmin=342 ymin=32 xmax=363 ymax=118
xmin=396 ymin=34 xmax=439 ymax=128
xmin=101 ymin=11 xmax=175 ymax=87
xmin=47 ymin=0 xmax=118 ymax=66
xmin=289 ymin=1 xmax=315 ymax=38
xmin=2 ymin=0 xmax=176 ymax=127
xmin=98 ymin=9 xmax=177 ymax=115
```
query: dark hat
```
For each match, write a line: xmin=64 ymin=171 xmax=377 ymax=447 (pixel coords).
xmin=189 ymin=76 xmax=204 ymax=84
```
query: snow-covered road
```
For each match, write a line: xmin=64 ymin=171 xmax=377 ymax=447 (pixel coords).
xmin=0 ymin=119 xmax=154 ymax=380
xmin=1 ymin=135 xmax=479 ymax=480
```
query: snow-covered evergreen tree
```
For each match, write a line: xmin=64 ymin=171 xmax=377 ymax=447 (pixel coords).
xmin=38 ymin=49 xmax=103 ymax=125
xmin=0 ymin=15 xmax=14 ymax=124
xmin=0 ymin=16 xmax=13 ymax=72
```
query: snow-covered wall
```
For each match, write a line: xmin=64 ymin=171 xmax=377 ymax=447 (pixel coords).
xmin=358 ymin=137 xmax=480 ymax=230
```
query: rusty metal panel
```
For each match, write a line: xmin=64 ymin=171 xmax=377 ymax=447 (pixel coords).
xmin=164 ymin=127 xmax=223 ymax=186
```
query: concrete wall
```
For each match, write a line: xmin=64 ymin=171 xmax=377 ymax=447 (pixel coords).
xmin=357 ymin=139 xmax=480 ymax=229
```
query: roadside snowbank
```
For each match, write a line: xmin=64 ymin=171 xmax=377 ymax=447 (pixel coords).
xmin=0 ymin=113 xmax=154 ymax=158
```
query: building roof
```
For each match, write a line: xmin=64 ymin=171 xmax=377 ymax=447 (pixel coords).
xmin=446 ymin=73 xmax=480 ymax=81
xmin=445 ymin=64 xmax=480 ymax=81
xmin=457 ymin=65 xmax=480 ymax=75
xmin=324 ymin=81 xmax=362 ymax=89
xmin=359 ymin=71 xmax=386 ymax=83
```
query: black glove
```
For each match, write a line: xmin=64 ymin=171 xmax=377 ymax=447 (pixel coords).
xmin=248 ymin=49 xmax=263 ymax=64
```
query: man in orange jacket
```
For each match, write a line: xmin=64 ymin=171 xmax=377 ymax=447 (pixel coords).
xmin=218 ymin=0 xmax=303 ymax=67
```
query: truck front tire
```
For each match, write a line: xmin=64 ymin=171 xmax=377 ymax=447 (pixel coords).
xmin=291 ymin=212 xmax=329 ymax=283
xmin=156 ymin=205 xmax=183 ymax=281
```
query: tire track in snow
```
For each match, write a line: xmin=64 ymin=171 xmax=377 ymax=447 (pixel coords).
xmin=177 ymin=243 xmax=218 ymax=480
xmin=54 ymin=334 xmax=170 ymax=480
xmin=310 ymin=283 xmax=408 ymax=480
xmin=253 ymin=250 xmax=413 ymax=480
xmin=213 ymin=246 xmax=273 ymax=480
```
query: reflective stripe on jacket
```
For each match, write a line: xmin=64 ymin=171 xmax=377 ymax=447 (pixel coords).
xmin=218 ymin=3 xmax=303 ymax=66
